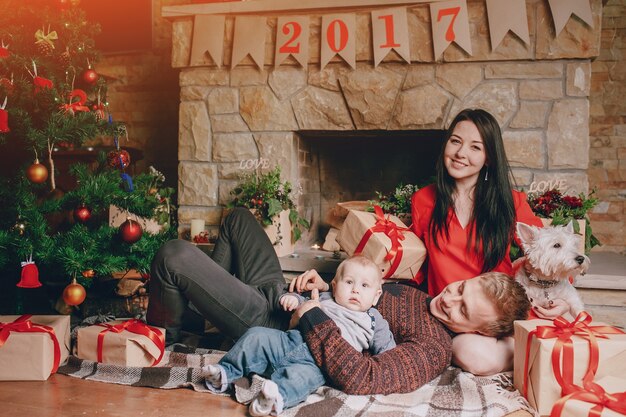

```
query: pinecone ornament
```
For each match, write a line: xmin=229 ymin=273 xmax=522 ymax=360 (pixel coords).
xmin=36 ymin=41 xmax=54 ymax=56
xmin=58 ymin=48 xmax=71 ymax=67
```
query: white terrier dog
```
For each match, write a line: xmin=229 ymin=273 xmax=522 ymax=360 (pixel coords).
xmin=514 ymin=222 xmax=590 ymax=318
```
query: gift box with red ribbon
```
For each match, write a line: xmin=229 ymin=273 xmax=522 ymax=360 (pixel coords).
xmin=556 ymin=375 xmax=626 ymax=417
xmin=77 ymin=319 xmax=165 ymax=367
xmin=337 ymin=207 xmax=426 ymax=279
xmin=513 ymin=313 xmax=626 ymax=416
xmin=0 ymin=315 xmax=71 ymax=381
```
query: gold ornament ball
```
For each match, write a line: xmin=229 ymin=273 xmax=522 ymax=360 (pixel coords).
xmin=63 ymin=281 xmax=86 ymax=306
xmin=26 ymin=159 xmax=49 ymax=184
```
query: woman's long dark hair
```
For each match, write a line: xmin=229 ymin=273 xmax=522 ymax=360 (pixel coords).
xmin=429 ymin=108 xmax=516 ymax=272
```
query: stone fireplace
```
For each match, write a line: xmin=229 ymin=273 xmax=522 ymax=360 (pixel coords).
xmin=165 ymin=0 xmax=603 ymax=250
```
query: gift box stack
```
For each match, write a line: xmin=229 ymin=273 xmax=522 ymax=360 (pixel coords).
xmin=513 ymin=312 xmax=626 ymax=417
xmin=337 ymin=206 xmax=426 ymax=279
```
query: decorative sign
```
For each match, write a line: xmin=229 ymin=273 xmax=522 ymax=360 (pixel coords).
xmin=275 ymin=16 xmax=310 ymax=68
xmin=430 ymin=0 xmax=471 ymax=60
xmin=320 ymin=14 xmax=356 ymax=70
xmin=371 ymin=7 xmax=410 ymax=67
xmin=182 ymin=0 xmax=595 ymax=70
xmin=548 ymin=0 xmax=594 ymax=36
xmin=485 ymin=0 xmax=529 ymax=50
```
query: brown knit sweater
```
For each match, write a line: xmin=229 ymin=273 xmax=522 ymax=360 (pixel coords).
xmin=299 ymin=283 xmax=452 ymax=395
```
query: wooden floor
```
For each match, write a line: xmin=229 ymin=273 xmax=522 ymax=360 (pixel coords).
xmin=0 ymin=374 xmax=247 ymax=417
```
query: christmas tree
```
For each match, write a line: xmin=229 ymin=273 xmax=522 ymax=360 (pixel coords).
xmin=0 ymin=0 xmax=176 ymax=311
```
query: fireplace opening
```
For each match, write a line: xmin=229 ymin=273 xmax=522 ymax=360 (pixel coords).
xmin=296 ymin=130 xmax=446 ymax=247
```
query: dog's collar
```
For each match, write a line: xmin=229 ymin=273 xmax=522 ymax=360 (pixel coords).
xmin=524 ymin=264 xmax=560 ymax=289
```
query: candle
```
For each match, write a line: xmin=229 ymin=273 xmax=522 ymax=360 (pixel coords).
xmin=190 ymin=219 xmax=205 ymax=240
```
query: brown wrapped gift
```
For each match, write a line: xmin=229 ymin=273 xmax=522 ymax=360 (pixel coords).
xmin=337 ymin=208 xmax=426 ymax=279
xmin=0 ymin=315 xmax=71 ymax=381
xmin=559 ymin=376 xmax=626 ymax=417
xmin=513 ymin=318 xmax=626 ymax=416
xmin=77 ymin=319 xmax=165 ymax=367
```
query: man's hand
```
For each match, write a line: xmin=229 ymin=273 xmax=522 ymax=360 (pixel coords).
xmin=280 ymin=294 xmax=300 ymax=312
xmin=533 ymin=298 xmax=570 ymax=319
xmin=289 ymin=288 xmax=321 ymax=329
xmin=288 ymin=269 xmax=329 ymax=293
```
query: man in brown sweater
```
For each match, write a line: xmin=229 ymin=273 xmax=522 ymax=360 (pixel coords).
xmin=289 ymin=272 xmax=530 ymax=395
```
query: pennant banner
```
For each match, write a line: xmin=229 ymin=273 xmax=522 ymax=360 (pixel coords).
xmin=190 ymin=15 xmax=225 ymax=67
xmin=430 ymin=0 xmax=472 ymax=60
xmin=485 ymin=0 xmax=530 ymax=50
xmin=548 ymin=0 xmax=594 ymax=36
xmin=275 ymin=16 xmax=310 ymax=68
xmin=320 ymin=14 xmax=356 ymax=70
xmin=232 ymin=16 xmax=267 ymax=69
xmin=371 ymin=7 xmax=410 ymax=67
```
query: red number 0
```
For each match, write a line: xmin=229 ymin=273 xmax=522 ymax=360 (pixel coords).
xmin=437 ymin=7 xmax=461 ymax=42
xmin=378 ymin=14 xmax=400 ymax=48
xmin=326 ymin=19 xmax=348 ymax=53
xmin=278 ymin=21 xmax=302 ymax=54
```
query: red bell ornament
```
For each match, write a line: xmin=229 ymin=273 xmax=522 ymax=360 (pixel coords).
xmin=73 ymin=205 xmax=91 ymax=224
xmin=119 ymin=218 xmax=143 ymax=244
xmin=0 ymin=96 xmax=9 ymax=133
xmin=107 ymin=149 xmax=131 ymax=169
xmin=17 ymin=259 xmax=42 ymax=288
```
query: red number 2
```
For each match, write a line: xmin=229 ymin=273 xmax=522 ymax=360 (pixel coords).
xmin=278 ymin=21 xmax=302 ymax=54
xmin=378 ymin=14 xmax=400 ymax=48
xmin=437 ymin=7 xmax=461 ymax=42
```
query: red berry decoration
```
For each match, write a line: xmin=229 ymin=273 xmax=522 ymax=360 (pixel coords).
xmin=82 ymin=68 xmax=99 ymax=85
xmin=73 ymin=205 xmax=91 ymax=224
xmin=107 ymin=149 xmax=131 ymax=169
xmin=119 ymin=218 xmax=142 ymax=244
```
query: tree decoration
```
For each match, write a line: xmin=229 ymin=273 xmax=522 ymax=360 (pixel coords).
xmin=17 ymin=257 xmax=42 ymax=288
xmin=81 ymin=269 xmax=95 ymax=278
xmin=119 ymin=218 xmax=143 ymax=244
xmin=0 ymin=74 xmax=14 ymax=95
xmin=0 ymin=96 xmax=9 ymax=133
xmin=26 ymin=158 xmax=49 ymax=184
xmin=82 ymin=59 xmax=99 ymax=85
xmin=62 ymin=278 xmax=86 ymax=306
xmin=0 ymin=40 xmax=10 ymax=59
xmin=73 ymin=205 xmax=91 ymax=224
xmin=61 ymin=89 xmax=90 ymax=115
xmin=107 ymin=149 xmax=131 ymax=169
xmin=34 ymin=26 xmax=58 ymax=56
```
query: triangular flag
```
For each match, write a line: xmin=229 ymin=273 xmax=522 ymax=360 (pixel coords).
xmin=320 ymin=14 xmax=356 ymax=70
xmin=190 ymin=15 xmax=225 ymax=67
xmin=430 ymin=0 xmax=472 ymax=60
xmin=371 ymin=7 xmax=410 ymax=67
xmin=486 ymin=0 xmax=530 ymax=50
xmin=548 ymin=0 xmax=594 ymax=36
xmin=275 ymin=16 xmax=310 ymax=68
xmin=232 ymin=16 xmax=267 ymax=69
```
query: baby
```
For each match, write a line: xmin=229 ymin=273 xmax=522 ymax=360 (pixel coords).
xmin=203 ymin=254 xmax=395 ymax=416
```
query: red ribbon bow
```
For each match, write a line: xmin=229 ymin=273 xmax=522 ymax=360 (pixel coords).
xmin=0 ymin=315 xmax=62 ymax=374
xmin=97 ymin=319 xmax=165 ymax=366
xmin=60 ymin=89 xmax=90 ymax=115
xmin=550 ymin=379 xmax=626 ymax=417
xmin=354 ymin=205 xmax=409 ymax=279
xmin=33 ymin=76 xmax=53 ymax=93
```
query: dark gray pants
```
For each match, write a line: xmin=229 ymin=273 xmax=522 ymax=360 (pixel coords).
xmin=146 ymin=208 xmax=290 ymax=344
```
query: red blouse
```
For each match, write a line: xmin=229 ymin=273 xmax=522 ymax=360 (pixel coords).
xmin=410 ymin=184 xmax=542 ymax=296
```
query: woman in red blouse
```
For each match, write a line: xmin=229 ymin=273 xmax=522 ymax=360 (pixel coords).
xmin=410 ymin=108 xmax=567 ymax=375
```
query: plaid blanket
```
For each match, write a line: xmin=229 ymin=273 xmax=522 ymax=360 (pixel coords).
xmin=58 ymin=345 xmax=537 ymax=417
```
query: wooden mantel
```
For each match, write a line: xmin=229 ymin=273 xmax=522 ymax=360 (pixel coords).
xmin=162 ymin=0 xmax=447 ymax=17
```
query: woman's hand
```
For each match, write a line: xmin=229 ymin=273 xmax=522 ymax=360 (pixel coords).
xmin=533 ymin=298 xmax=570 ymax=319
xmin=289 ymin=289 xmax=321 ymax=329
xmin=288 ymin=269 xmax=329 ymax=293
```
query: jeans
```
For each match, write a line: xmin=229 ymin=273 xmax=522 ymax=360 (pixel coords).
xmin=146 ymin=208 xmax=291 ymax=344
xmin=218 ymin=327 xmax=326 ymax=410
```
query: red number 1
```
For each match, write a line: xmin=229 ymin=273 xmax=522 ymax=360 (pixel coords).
xmin=378 ymin=14 xmax=400 ymax=48
xmin=437 ymin=6 xmax=461 ymax=42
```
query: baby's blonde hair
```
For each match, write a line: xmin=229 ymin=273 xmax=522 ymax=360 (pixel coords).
xmin=334 ymin=254 xmax=383 ymax=287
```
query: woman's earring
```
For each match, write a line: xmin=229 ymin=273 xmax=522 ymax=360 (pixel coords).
xmin=484 ymin=168 xmax=489 ymax=181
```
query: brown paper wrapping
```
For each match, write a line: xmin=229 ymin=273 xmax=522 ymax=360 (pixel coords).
xmin=337 ymin=209 xmax=426 ymax=279
xmin=77 ymin=320 xmax=165 ymax=367
xmin=561 ymin=376 xmax=626 ymax=417
xmin=0 ymin=315 xmax=71 ymax=381
xmin=513 ymin=319 xmax=626 ymax=416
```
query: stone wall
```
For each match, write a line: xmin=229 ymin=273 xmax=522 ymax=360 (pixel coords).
xmin=588 ymin=0 xmax=626 ymax=254
xmin=169 ymin=0 xmax=608 ymax=248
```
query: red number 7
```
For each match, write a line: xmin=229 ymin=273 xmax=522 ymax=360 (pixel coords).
xmin=437 ymin=6 xmax=461 ymax=42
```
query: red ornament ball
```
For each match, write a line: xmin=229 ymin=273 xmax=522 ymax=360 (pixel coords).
xmin=73 ymin=205 xmax=92 ymax=224
xmin=26 ymin=159 xmax=49 ymax=184
xmin=63 ymin=281 xmax=86 ymax=306
xmin=107 ymin=149 xmax=131 ymax=169
xmin=82 ymin=68 xmax=99 ymax=85
xmin=119 ymin=218 xmax=143 ymax=244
